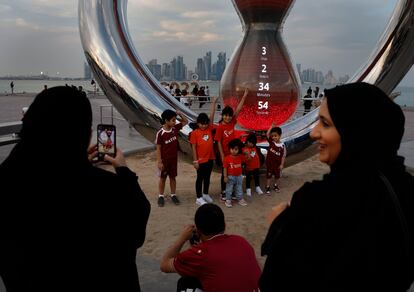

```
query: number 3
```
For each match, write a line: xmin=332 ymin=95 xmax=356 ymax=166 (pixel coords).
xmin=262 ymin=47 xmax=266 ymax=55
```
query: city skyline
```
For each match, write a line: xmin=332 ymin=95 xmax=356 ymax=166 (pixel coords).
xmin=0 ymin=0 xmax=413 ymax=85
xmin=143 ymin=51 xmax=351 ymax=85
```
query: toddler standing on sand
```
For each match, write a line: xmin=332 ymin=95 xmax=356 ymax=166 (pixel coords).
xmin=243 ymin=133 xmax=264 ymax=197
xmin=265 ymin=123 xmax=286 ymax=194
xmin=223 ymin=138 xmax=247 ymax=208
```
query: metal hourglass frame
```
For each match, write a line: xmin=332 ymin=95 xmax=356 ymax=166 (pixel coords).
xmin=78 ymin=0 xmax=414 ymax=166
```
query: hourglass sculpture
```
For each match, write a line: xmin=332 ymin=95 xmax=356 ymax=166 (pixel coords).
xmin=220 ymin=0 xmax=300 ymax=131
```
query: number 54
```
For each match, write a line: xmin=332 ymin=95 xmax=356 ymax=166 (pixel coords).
xmin=258 ymin=101 xmax=269 ymax=110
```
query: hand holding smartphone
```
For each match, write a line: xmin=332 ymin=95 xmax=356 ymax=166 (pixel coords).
xmin=97 ymin=124 xmax=116 ymax=161
xmin=189 ymin=230 xmax=200 ymax=245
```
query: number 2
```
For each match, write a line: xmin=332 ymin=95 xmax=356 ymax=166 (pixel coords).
xmin=262 ymin=64 xmax=267 ymax=73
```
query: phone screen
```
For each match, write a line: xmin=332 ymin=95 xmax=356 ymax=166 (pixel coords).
xmin=97 ymin=124 xmax=116 ymax=161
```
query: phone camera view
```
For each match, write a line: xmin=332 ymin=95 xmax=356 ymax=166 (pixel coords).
xmin=97 ymin=124 xmax=116 ymax=161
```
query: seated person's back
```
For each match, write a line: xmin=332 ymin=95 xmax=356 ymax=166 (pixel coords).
xmin=161 ymin=203 xmax=261 ymax=292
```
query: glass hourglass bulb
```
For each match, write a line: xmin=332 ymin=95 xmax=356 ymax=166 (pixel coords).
xmin=220 ymin=0 xmax=300 ymax=131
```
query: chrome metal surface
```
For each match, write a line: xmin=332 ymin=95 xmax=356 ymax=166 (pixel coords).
xmin=79 ymin=0 xmax=413 ymax=165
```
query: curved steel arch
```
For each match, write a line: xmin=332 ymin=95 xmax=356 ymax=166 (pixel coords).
xmin=78 ymin=0 xmax=414 ymax=165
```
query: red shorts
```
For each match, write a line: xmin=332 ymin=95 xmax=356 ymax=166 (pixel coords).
xmin=266 ymin=163 xmax=281 ymax=179
xmin=160 ymin=158 xmax=177 ymax=178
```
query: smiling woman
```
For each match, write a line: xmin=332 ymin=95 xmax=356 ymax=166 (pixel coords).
xmin=260 ymin=82 xmax=414 ymax=291
xmin=310 ymin=99 xmax=341 ymax=165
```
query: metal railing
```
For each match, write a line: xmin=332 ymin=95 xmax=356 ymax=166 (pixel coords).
xmin=0 ymin=121 xmax=22 ymax=146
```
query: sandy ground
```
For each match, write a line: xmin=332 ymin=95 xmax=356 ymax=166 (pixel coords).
xmin=103 ymin=150 xmax=330 ymax=268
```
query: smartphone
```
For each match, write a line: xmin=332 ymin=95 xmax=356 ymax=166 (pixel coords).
xmin=97 ymin=124 xmax=116 ymax=161
xmin=189 ymin=230 xmax=200 ymax=246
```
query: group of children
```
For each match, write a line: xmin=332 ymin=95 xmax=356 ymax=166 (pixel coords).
xmin=156 ymin=88 xmax=286 ymax=208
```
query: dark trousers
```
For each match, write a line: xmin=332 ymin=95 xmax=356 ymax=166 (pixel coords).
xmin=245 ymin=168 xmax=260 ymax=189
xmin=220 ymin=167 xmax=226 ymax=195
xmin=196 ymin=160 xmax=214 ymax=198
xmin=177 ymin=276 xmax=203 ymax=292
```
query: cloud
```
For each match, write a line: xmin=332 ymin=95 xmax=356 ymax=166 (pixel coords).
xmin=0 ymin=4 xmax=11 ymax=13
xmin=13 ymin=0 xmax=76 ymax=18
xmin=15 ymin=17 xmax=40 ymax=30
xmin=181 ymin=11 xmax=217 ymax=19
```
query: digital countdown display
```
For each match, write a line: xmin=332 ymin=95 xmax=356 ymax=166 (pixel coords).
xmin=220 ymin=0 xmax=299 ymax=131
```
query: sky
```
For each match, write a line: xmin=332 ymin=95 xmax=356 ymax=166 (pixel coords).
xmin=0 ymin=0 xmax=412 ymax=85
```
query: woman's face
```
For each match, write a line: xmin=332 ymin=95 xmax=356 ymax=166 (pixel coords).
xmin=310 ymin=99 xmax=341 ymax=165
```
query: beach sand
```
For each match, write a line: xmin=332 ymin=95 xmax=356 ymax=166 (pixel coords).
xmin=103 ymin=150 xmax=330 ymax=268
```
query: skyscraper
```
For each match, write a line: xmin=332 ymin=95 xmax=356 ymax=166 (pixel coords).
xmin=196 ymin=58 xmax=206 ymax=80
xmin=161 ymin=63 xmax=171 ymax=80
xmin=215 ymin=52 xmax=226 ymax=81
xmin=146 ymin=59 xmax=162 ymax=80
xmin=204 ymin=51 xmax=212 ymax=80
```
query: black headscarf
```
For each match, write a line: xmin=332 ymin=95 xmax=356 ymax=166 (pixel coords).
xmin=324 ymin=82 xmax=405 ymax=170
xmin=1 ymin=86 xmax=92 ymax=171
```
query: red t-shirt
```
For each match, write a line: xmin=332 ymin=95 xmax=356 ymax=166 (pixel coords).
xmin=190 ymin=126 xmax=215 ymax=164
xmin=173 ymin=234 xmax=261 ymax=292
xmin=243 ymin=146 xmax=260 ymax=171
xmin=223 ymin=154 xmax=244 ymax=176
xmin=155 ymin=123 xmax=183 ymax=161
xmin=214 ymin=119 xmax=237 ymax=156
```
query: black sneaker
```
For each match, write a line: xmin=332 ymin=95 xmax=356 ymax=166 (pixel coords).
xmin=157 ymin=196 xmax=165 ymax=207
xmin=273 ymin=184 xmax=280 ymax=193
xmin=265 ymin=186 xmax=271 ymax=195
xmin=220 ymin=191 xmax=226 ymax=201
xmin=171 ymin=195 xmax=180 ymax=205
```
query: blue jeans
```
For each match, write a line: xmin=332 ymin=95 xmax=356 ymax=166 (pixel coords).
xmin=225 ymin=175 xmax=243 ymax=201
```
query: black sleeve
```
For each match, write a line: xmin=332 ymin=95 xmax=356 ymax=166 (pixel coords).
xmin=261 ymin=182 xmax=315 ymax=256
xmin=261 ymin=207 xmax=290 ymax=256
xmin=116 ymin=166 xmax=151 ymax=249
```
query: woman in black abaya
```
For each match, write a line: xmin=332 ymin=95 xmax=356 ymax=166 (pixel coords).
xmin=260 ymin=82 xmax=414 ymax=292
xmin=0 ymin=86 xmax=150 ymax=292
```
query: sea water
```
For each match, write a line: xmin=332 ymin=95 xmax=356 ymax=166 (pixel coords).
xmin=1 ymin=79 xmax=413 ymax=107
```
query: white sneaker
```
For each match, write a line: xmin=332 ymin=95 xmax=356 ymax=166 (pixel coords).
xmin=255 ymin=186 xmax=264 ymax=195
xmin=196 ymin=197 xmax=207 ymax=206
xmin=202 ymin=194 xmax=213 ymax=203
xmin=225 ymin=200 xmax=232 ymax=208
xmin=246 ymin=188 xmax=252 ymax=197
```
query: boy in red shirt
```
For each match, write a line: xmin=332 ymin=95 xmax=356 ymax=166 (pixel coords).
xmin=243 ymin=133 xmax=264 ymax=197
xmin=160 ymin=204 xmax=261 ymax=292
xmin=190 ymin=97 xmax=218 ymax=206
xmin=223 ymin=138 xmax=247 ymax=208
xmin=156 ymin=109 xmax=188 ymax=207
xmin=265 ymin=123 xmax=286 ymax=194
xmin=215 ymin=88 xmax=249 ymax=200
